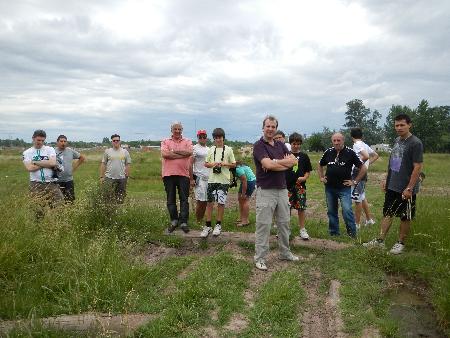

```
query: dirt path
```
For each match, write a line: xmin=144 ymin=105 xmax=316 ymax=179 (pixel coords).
xmin=301 ymin=270 xmax=346 ymax=338
xmin=0 ymin=313 xmax=155 ymax=337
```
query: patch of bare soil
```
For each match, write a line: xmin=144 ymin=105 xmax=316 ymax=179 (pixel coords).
xmin=223 ymin=313 xmax=249 ymax=334
xmin=301 ymin=270 xmax=346 ymax=338
xmin=0 ymin=313 xmax=155 ymax=337
xmin=180 ymin=230 xmax=350 ymax=251
xmin=142 ymin=243 xmax=177 ymax=266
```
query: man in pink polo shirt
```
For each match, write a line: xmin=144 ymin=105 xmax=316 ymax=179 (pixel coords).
xmin=161 ymin=121 xmax=193 ymax=233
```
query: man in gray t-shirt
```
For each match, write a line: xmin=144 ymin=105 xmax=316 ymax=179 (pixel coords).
xmin=100 ymin=134 xmax=131 ymax=204
xmin=55 ymin=135 xmax=86 ymax=202
xmin=364 ymin=114 xmax=423 ymax=255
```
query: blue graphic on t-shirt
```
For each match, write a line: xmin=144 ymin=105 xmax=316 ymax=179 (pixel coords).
xmin=389 ymin=141 xmax=404 ymax=172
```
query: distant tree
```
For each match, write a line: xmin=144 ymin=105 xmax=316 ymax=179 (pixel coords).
xmin=102 ymin=137 xmax=110 ymax=145
xmin=306 ymin=133 xmax=324 ymax=152
xmin=320 ymin=127 xmax=335 ymax=149
xmin=384 ymin=100 xmax=450 ymax=152
xmin=384 ymin=105 xmax=414 ymax=144
xmin=343 ymin=99 xmax=383 ymax=145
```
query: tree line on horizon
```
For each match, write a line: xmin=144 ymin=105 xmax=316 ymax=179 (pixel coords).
xmin=2 ymin=99 xmax=449 ymax=153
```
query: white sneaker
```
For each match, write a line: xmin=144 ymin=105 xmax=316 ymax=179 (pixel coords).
xmin=363 ymin=238 xmax=385 ymax=248
xmin=299 ymin=228 xmax=310 ymax=240
xmin=212 ymin=224 xmax=222 ymax=236
xmin=365 ymin=219 xmax=376 ymax=226
xmin=280 ymin=254 xmax=300 ymax=261
xmin=255 ymin=260 xmax=268 ymax=271
xmin=390 ymin=242 xmax=405 ymax=255
xmin=200 ymin=226 xmax=212 ymax=238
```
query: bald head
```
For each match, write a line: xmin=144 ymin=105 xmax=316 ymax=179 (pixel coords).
xmin=331 ymin=133 xmax=345 ymax=150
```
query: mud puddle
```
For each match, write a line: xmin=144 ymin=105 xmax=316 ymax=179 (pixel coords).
xmin=388 ymin=280 xmax=446 ymax=338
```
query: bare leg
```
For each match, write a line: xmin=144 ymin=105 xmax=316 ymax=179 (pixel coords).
xmin=354 ymin=202 xmax=362 ymax=224
xmin=379 ymin=216 xmax=393 ymax=240
xmin=217 ymin=204 xmax=225 ymax=222
xmin=238 ymin=194 xmax=244 ymax=221
xmin=362 ymin=199 xmax=373 ymax=220
xmin=399 ymin=220 xmax=411 ymax=243
xmin=298 ymin=209 xmax=306 ymax=229
xmin=195 ymin=201 xmax=207 ymax=223
xmin=241 ymin=197 xmax=250 ymax=224
xmin=206 ymin=202 xmax=214 ymax=222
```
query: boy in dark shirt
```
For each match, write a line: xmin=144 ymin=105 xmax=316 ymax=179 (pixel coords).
xmin=285 ymin=132 xmax=312 ymax=240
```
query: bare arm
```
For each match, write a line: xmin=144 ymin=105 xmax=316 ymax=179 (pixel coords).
xmin=297 ymin=171 xmax=310 ymax=183
xmin=72 ymin=154 xmax=86 ymax=172
xmin=32 ymin=156 xmax=56 ymax=168
xmin=239 ymin=175 xmax=247 ymax=196
xmin=161 ymin=150 xmax=188 ymax=159
xmin=402 ymin=162 xmax=423 ymax=199
xmin=359 ymin=149 xmax=369 ymax=162
xmin=125 ymin=164 xmax=130 ymax=178
xmin=369 ymin=151 xmax=379 ymax=165
xmin=100 ymin=162 xmax=106 ymax=181
xmin=23 ymin=161 xmax=40 ymax=172
xmin=317 ymin=165 xmax=327 ymax=184
xmin=261 ymin=154 xmax=297 ymax=171
xmin=344 ymin=164 xmax=367 ymax=186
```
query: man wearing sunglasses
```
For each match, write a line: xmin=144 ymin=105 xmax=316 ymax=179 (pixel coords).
xmin=191 ymin=130 xmax=209 ymax=227
xmin=99 ymin=134 xmax=131 ymax=204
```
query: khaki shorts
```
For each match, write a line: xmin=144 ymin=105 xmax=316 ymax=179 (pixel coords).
xmin=194 ymin=176 xmax=208 ymax=202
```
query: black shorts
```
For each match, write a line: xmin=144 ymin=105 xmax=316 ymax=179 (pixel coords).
xmin=383 ymin=189 xmax=416 ymax=221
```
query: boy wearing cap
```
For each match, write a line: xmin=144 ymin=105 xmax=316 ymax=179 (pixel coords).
xmin=191 ymin=130 xmax=210 ymax=226
xmin=201 ymin=128 xmax=236 ymax=237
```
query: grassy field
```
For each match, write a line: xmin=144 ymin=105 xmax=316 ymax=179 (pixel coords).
xmin=0 ymin=148 xmax=449 ymax=337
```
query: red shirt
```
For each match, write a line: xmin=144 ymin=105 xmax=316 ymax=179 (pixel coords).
xmin=161 ymin=137 xmax=193 ymax=177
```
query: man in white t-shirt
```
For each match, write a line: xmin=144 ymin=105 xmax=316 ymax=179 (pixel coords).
xmin=350 ymin=128 xmax=379 ymax=228
xmin=22 ymin=129 xmax=63 ymax=218
xmin=190 ymin=129 xmax=209 ymax=226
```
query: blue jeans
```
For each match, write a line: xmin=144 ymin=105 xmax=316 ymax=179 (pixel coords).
xmin=325 ymin=185 xmax=357 ymax=237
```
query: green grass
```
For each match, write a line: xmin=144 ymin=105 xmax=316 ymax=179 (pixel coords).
xmin=0 ymin=149 xmax=449 ymax=337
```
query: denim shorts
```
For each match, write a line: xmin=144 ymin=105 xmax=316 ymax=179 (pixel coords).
xmin=239 ymin=180 xmax=256 ymax=197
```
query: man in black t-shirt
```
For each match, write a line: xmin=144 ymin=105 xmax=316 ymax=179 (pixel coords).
xmin=317 ymin=133 xmax=367 ymax=237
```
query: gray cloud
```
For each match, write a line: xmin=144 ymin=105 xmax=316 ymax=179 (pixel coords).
xmin=1 ymin=0 xmax=449 ymax=142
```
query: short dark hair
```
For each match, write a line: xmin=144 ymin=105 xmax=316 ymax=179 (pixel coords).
xmin=111 ymin=134 xmax=120 ymax=140
xmin=394 ymin=114 xmax=412 ymax=124
xmin=350 ymin=128 xmax=363 ymax=139
xmin=289 ymin=132 xmax=303 ymax=144
xmin=262 ymin=115 xmax=278 ymax=129
xmin=275 ymin=130 xmax=285 ymax=138
xmin=57 ymin=135 xmax=67 ymax=142
xmin=212 ymin=128 xmax=225 ymax=139
xmin=32 ymin=129 xmax=46 ymax=138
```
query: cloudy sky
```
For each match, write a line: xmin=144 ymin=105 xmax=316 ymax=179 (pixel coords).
xmin=1 ymin=0 xmax=449 ymax=142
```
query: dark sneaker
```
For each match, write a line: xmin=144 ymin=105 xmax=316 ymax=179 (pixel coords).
xmin=180 ymin=223 xmax=190 ymax=233
xmin=167 ymin=220 xmax=178 ymax=233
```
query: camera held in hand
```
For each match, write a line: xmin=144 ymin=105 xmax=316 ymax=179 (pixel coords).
xmin=213 ymin=166 xmax=222 ymax=174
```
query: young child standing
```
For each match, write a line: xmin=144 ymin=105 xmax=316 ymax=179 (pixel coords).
xmin=286 ymin=132 xmax=312 ymax=240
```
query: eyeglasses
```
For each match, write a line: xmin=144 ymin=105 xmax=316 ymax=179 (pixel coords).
xmin=112 ymin=139 xmax=120 ymax=142
xmin=198 ymin=135 xmax=207 ymax=139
